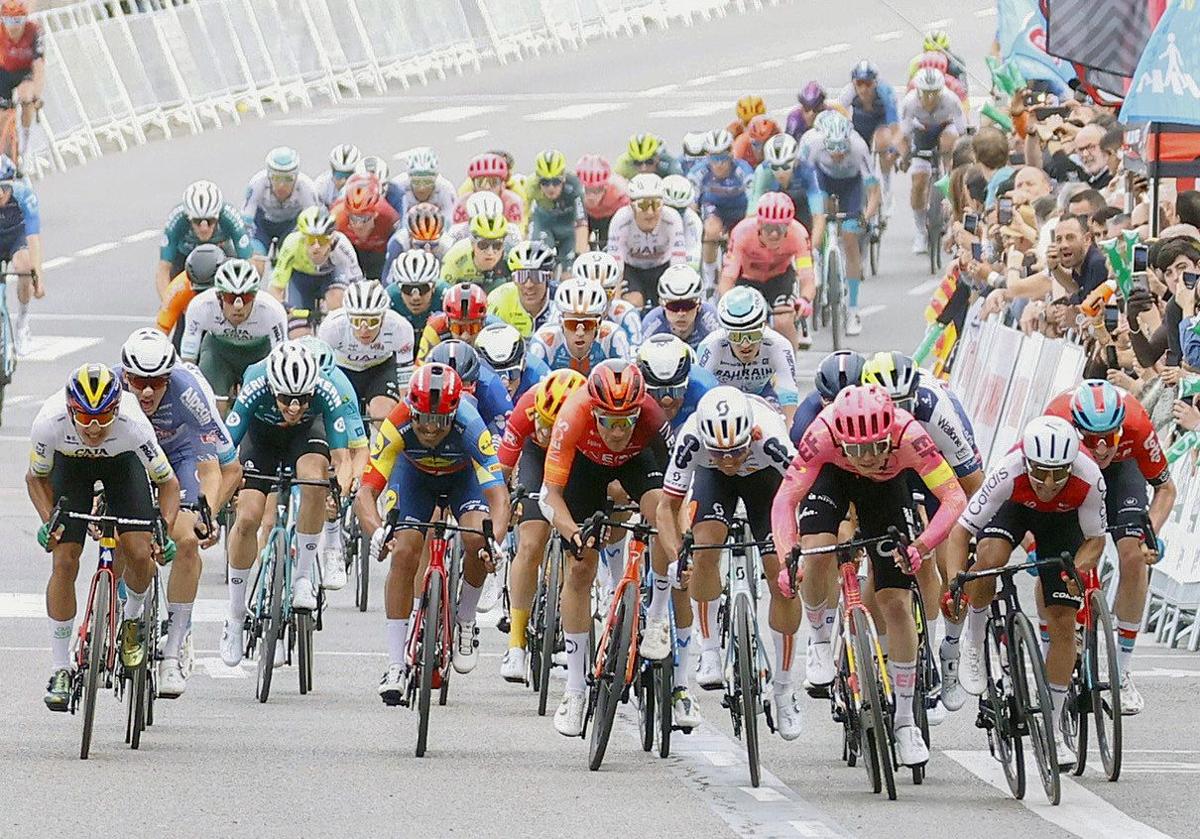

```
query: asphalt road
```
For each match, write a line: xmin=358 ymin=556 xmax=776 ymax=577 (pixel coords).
xmin=2 ymin=3 xmax=1198 ymax=838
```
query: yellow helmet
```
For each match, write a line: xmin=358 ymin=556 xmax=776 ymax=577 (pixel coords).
xmin=66 ymin=363 xmax=121 ymax=417
xmin=469 ymin=211 xmax=508 ymax=240
xmin=534 ymin=149 xmax=567 ymax=180
xmin=295 ymin=205 xmax=336 ymax=237
xmin=534 ymin=369 xmax=586 ymax=425
xmin=627 ymin=132 xmax=661 ymax=163
xmin=923 ymin=29 xmax=950 ymax=52
xmin=736 ymin=95 xmax=766 ymax=124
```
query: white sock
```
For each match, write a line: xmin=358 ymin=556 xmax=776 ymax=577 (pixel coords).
xmin=323 ymin=519 xmax=343 ymax=550
xmin=941 ymin=616 xmax=963 ymax=662
xmin=123 ymin=584 xmax=147 ymax=620
xmin=565 ymin=632 xmax=588 ymax=693
xmin=699 ymin=599 xmax=721 ymax=651
xmin=296 ymin=531 xmax=319 ymax=582
xmin=913 ymin=207 xmax=927 ymax=233
xmin=964 ymin=605 xmax=988 ymax=646
xmin=673 ymin=626 xmax=692 ymax=691
xmin=803 ymin=598 xmax=831 ymax=644
xmin=164 ymin=602 xmax=193 ymax=659
xmin=701 ymin=260 xmax=717 ymax=286
xmin=412 ymin=595 xmax=421 ymax=617
xmin=456 ymin=582 xmax=482 ymax=621
xmin=601 ymin=543 xmax=623 ymax=593
xmin=228 ymin=570 xmax=248 ymax=621
xmin=892 ymin=659 xmax=917 ymax=727
xmin=1050 ymin=682 xmax=1069 ymax=724
xmin=772 ymin=629 xmax=795 ymax=692
xmin=49 ymin=618 xmax=73 ymax=670
xmin=386 ymin=618 xmax=409 ymax=665
xmin=647 ymin=575 xmax=670 ymax=620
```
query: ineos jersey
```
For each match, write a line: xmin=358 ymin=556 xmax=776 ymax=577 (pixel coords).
xmin=663 ymin=396 xmax=795 ymax=496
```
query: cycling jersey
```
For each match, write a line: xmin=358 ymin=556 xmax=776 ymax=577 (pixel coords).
xmin=450 ymin=189 xmax=525 ymax=226
xmin=158 ymin=204 xmax=252 ymax=264
xmin=1044 ymin=389 xmax=1168 ymax=485
xmin=468 ymin=366 xmax=515 ymax=432
xmin=614 ymin=151 xmax=683 ymax=180
xmin=29 ymin=391 xmax=174 ymax=485
xmin=225 ymin=369 xmax=353 ymax=451
xmin=509 ymin=354 xmax=550 ymax=401
xmin=908 ymin=373 xmax=981 ymax=478
xmin=157 ymin=273 xmax=198 ymax=334
xmin=732 ymin=122 xmax=781 ymax=169
xmin=747 ymin=162 xmax=823 ymax=225
xmin=487 ymin=280 xmax=556 ymax=339
xmin=899 ymin=89 xmax=966 ymax=144
xmin=528 ymin=320 xmax=630 ymax=373
xmin=362 ymin=398 xmax=503 ymax=491
xmin=606 ymin=297 xmax=642 ymax=347
xmin=114 ymin=362 xmax=235 ymax=466
xmin=798 ymin=129 xmax=878 ymax=182
xmin=668 ymin=366 xmax=718 ymax=432
xmin=785 ymin=102 xmax=852 ymax=143
xmin=180 ymin=289 xmax=287 ymax=361
xmin=269 ymin=230 xmax=364 ymax=300
xmin=390 ymin=173 xmax=459 ymax=221
xmin=605 ymin=205 xmax=687 ymax=270
xmin=388 ymin=281 xmax=446 ymax=337
xmin=439 ymin=238 xmax=511 ymax=292
xmin=789 ymin=390 xmax=825 ymax=443
xmin=0 ymin=21 xmax=42 ymax=73
xmin=837 ymin=82 xmax=899 ymax=146
xmin=688 ymin=159 xmax=755 ymax=212
xmin=241 ymin=170 xmax=321 ymax=228
xmin=498 ymin=386 xmax=547 ymax=468
xmin=416 ymin=311 xmax=503 ymax=360
xmin=584 ymin=177 xmax=630 ymax=222
xmin=241 ymin=358 xmax=367 ymax=449
xmin=317 ymin=309 xmax=415 ymax=373
xmin=0 ymin=178 xmax=37 ymax=258
xmin=640 ymin=301 xmax=720 ymax=350
xmin=524 ymin=174 xmax=587 ymax=226
xmin=720 ymin=218 xmax=813 ymax=287
xmin=331 ymin=196 xmax=400 ymax=254
xmin=678 ymin=205 xmax=702 ymax=265
xmin=381 ymin=230 xmax=454 ymax=281
xmin=697 ymin=326 xmax=799 ymax=407
xmin=543 ymin=390 xmax=669 ymax=487
xmin=771 ymin=405 xmax=964 ymax=558
xmin=313 ymin=170 xmax=347 ymax=208
xmin=663 ymin=394 xmax=794 ymax=496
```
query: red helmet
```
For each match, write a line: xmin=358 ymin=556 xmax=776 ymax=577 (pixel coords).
xmin=343 ymin=174 xmax=380 ymax=215
xmin=756 ymin=192 xmax=796 ymax=226
xmin=467 ymin=153 xmax=509 ymax=182
xmin=1 ymin=1 xmax=28 ymax=16
xmin=917 ymin=51 xmax=950 ymax=73
xmin=406 ymin=202 xmax=444 ymax=242
xmin=575 ymin=154 xmax=611 ymax=189
xmin=442 ymin=282 xmax=488 ymax=321
xmin=747 ymin=115 xmax=775 ymax=143
xmin=407 ymin=363 xmax=463 ymax=417
xmin=587 ymin=359 xmax=646 ymax=415
xmin=830 ymin=384 xmax=895 ymax=445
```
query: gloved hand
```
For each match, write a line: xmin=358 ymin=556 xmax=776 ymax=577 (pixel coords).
xmin=776 ymin=560 xmax=802 ymax=599
xmin=37 ymin=521 xmax=53 ymax=551
xmin=160 ymin=537 xmax=177 ymax=564
xmin=896 ymin=544 xmax=923 ymax=575
xmin=796 ymin=297 xmax=814 ymax=319
xmin=370 ymin=527 xmax=388 ymax=563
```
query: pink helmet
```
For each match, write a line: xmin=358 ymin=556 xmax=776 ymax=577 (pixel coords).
xmin=756 ymin=192 xmax=796 ymax=226
xmin=575 ymin=154 xmax=611 ymax=189
xmin=467 ymin=153 xmax=509 ymax=181
xmin=917 ymin=51 xmax=949 ymax=73
xmin=830 ymin=384 xmax=895 ymax=444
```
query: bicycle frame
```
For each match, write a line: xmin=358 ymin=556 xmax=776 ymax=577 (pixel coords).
xmin=724 ymin=528 xmax=772 ymax=690
xmin=593 ymin=524 xmax=651 ymax=688
xmin=833 ymin=550 xmax=892 ymax=710
xmin=406 ymin=521 xmax=455 ymax=680
xmin=252 ymin=484 xmax=300 ymax=630
xmin=76 ymin=531 xmax=121 ymax=677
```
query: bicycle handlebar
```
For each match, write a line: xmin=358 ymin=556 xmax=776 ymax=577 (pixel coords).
xmin=948 ymin=552 xmax=1077 ymax=601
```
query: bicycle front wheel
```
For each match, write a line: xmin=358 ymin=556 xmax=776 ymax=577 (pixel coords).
xmin=852 ymin=608 xmax=895 ymax=799
xmin=256 ymin=545 xmax=286 ymax=704
xmin=984 ymin=619 xmax=1024 ymax=799
xmin=656 ymin=657 xmax=672 ymax=758
xmin=637 ymin=663 xmax=655 ymax=752
xmin=80 ymin=583 xmax=109 ymax=760
xmin=588 ymin=583 xmax=635 ymax=771
xmin=1087 ymin=590 xmax=1122 ymax=780
xmin=440 ymin=543 xmax=463 ymax=707
xmin=735 ymin=596 xmax=761 ymax=787
xmin=538 ymin=542 xmax=562 ymax=716
xmin=297 ymin=611 xmax=314 ymax=695
xmin=352 ymin=519 xmax=369 ymax=613
xmin=416 ymin=572 xmax=442 ymax=758
xmin=1011 ymin=612 xmax=1060 ymax=805
xmin=826 ymin=249 xmax=845 ymax=350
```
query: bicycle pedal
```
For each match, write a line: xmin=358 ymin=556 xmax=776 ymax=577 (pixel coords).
xmin=805 ymin=682 xmax=832 ymax=700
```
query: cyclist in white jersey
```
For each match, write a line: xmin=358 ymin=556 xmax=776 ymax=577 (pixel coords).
xmin=605 ymin=174 xmax=687 ymax=309
xmin=662 ymin=174 xmax=702 ymax=270
xmin=389 ymin=146 xmax=458 ymax=223
xmin=901 ymin=68 xmax=966 ymax=253
xmin=313 ymin=143 xmax=363 ymax=208
xmin=572 ymin=251 xmax=642 ymax=347
xmin=242 ymin=146 xmax=322 ymax=265
xmin=528 ymin=279 xmax=631 ymax=372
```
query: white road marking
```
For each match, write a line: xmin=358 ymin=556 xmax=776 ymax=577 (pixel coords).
xmin=75 ymin=242 xmax=119 ymax=257
xmin=741 ymin=786 xmax=788 ymax=802
xmin=1134 ymin=667 xmax=1200 ymax=679
xmin=455 ymin=129 xmax=490 ymax=142
xmin=273 ymin=116 xmax=340 ymax=126
xmin=121 ymin=228 xmax=161 ymax=244
xmin=795 ymin=49 xmax=821 ymax=62
xmin=859 ymin=304 xmax=887 ymax=318
xmin=40 ymin=256 xmax=73 ymax=270
xmin=924 ymin=18 xmax=952 ymax=28
xmin=790 ymin=822 xmax=834 ymax=838
xmin=17 ymin=335 xmax=102 ymax=362
xmin=944 ymin=750 xmax=1176 ymax=839
xmin=756 ymin=58 xmax=787 ymax=69
xmin=402 ymin=105 xmax=502 ymax=123
xmin=30 ymin=313 xmax=152 ymax=323
xmin=525 ymin=102 xmax=627 ymax=121
xmin=822 ymin=43 xmax=850 ymax=55
xmin=0 ymin=594 xmax=232 ymax=621
xmin=908 ymin=278 xmax=941 ymax=296
xmin=638 ymin=83 xmax=680 ymax=97
xmin=702 ymin=750 xmax=736 ymax=766
xmin=718 ymin=65 xmax=751 ymax=78
xmin=648 ymin=102 xmax=728 ymax=119
xmin=193 ymin=657 xmax=248 ymax=679
xmin=975 ymin=7 xmax=996 ymax=17
xmin=874 ymin=30 xmax=903 ymax=41
xmin=685 ymin=74 xmax=719 ymax=87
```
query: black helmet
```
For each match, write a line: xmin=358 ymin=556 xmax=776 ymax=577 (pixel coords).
xmin=815 ymin=350 xmax=866 ymax=401
xmin=427 ymin=339 xmax=481 ymax=386
xmin=184 ymin=243 xmax=227 ymax=290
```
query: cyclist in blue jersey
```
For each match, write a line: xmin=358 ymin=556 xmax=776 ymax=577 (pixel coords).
xmin=688 ymin=129 xmax=754 ymax=292
xmin=637 ymin=333 xmax=717 ymax=437
xmin=118 ymin=328 xmax=242 ymax=698
xmin=428 ymin=339 xmax=514 ymax=433
xmin=748 ymin=134 xmax=826 ymax=243
xmin=475 ymin=322 xmax=550 ymax=403
xmin=640 ymin=265 xmax=719 ymax=350
xmin=528 ymin=278 xmax=630 ymax=373
xmin=838 ymin=61 xmax=901 ymax=182
xmin=0 ymin=154 xmax=40 ymax=353
xmin=789 ymin=350 xmax=867 ymax=444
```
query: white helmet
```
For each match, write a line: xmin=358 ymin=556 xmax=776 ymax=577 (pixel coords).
xmin=627 ymin=173 xmax=664 ymax=201
xmin=267 ymin=342 xmax=320 ymax=397
xmin=661 ymin=174 xmax=694 ymax=210
xmin=183 ymin=180 xmax=223 ymax=220
xmin=213 ymin=259 xmax=260 ymax=295
xmin=329 ymin=143 xmax=362 ymax=172
xmin=704 ymin=128 xmax=734 ymax=155
xmin=344 ymin=280 xmax=390 ymax=318
xmin=696 ymin=386 xmax=754 ymax=451
xmin=763 ymin=133 xmax=799 ymax=168
xmin=356 ymin=155 xmax=390 ymax=183
xmin=636 ymin=333 xmax=692 ymax=388
xmin=407 ymin=146 xmax=439 ymax=177
xmin=475 ymin=322 xmax=525 ymax=370
xmin=1022 ymin=415 xmax=1080 ymax=468
xmin=915 ymin=67 xmax=946 ymax=93
xmin=816 ymin=110 xmax=853 ymax=152
xmin=717 ymin=285 xmax=768 ymax=331
xmin=389 ymin=250 xmax=441 ymax=286
xmin=297 ymin=335 xmax=336 ymax=376
xmin=572 ymin=251 xmax=621 ymax=291
xmin=554 ymin=278 xmax=607 ymax=318
xmin=658 ymin=264 xmax=703 ymax=302
xmin=682 ymin=131 xmax=708 ymax=157
xmin=121 ymin=327 xmax=177 ymax=378
xmin=265 ymin=146 xmax=300 ymax=175
xmin=464 ymin=190 xmax=504 ymax=220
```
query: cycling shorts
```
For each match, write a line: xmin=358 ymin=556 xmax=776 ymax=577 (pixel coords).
xmin=622 ymin=262 xmax=670 ymax=308
xmin=978 ymin=501 xmax=1084 ymax=610
xmin=815 ymin=171 xmax=864 ymax=217
xmin=558 ymin=448 xmax=664 ymax=521
xmin=529 ymin=216 xmax=578 ymax=268
xmin=0 ymin=225 xmax=27 ymax=262
xmin=689 ymin=466 xmax=780 ymax=554
xmin=167 ymin=445 xmax=202 ymax=507
xmin=238 ymin=416 xmax=330 ymax=495
xmin=702 ymin=197 xmax=748 ymax=231
xmin=736 ymin=266 xmax=796 ymax=310
xmin=50 ymin=452 xmax=155 ymax=545
xmin=383 ymin=457 xmax=489 ymax=530
xmin=0 ymin=68 xmax=32 ymax=102
xmin=341 ymin=359 xmax=399 ymax=405
xmin=286 ymin=269 xmax=347 ymax=311
xmin=587 ymin=215 xmax=614 ymax=251
xmin=1101 ymin=457 xmax=1150 ymax=542
xmin=356 ymin=249 xmax=387 ymax=282
xmin=516 ymin=439 xmax=548 ymax=525
xmin=251 ymin=212 xmax=297 ymax=254
xmin=199 ymin=334 xmax=271 ymax=399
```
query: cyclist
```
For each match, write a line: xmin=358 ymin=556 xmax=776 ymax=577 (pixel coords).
xmin=540 ymin=361 xmax=676 ymax=736
xmin=182 ymin=259 xmax=287 ymax=406
xmin=29 ymin=365 xmax=180 ymax=710
xmin=118 ymin=329 xmax=241 ymax=698
xmin=475 ymin=321 xmax=551 ymax=403
xmin=313 ymin=143 xmax=361 ymax=208
xmin=525 ymin=149 xmax=588 ymax=268
xmin=720 ymin=193 xmax=814 ymax=350
xmin=786 ymin=81 xmax=830 ymax=142
xmin=318 ymin=280 xmax=415 ymax=422
xmin=946 ymin=416 xmax=1107 ymax=769
xmin=637 ymin=332 xmax=717 ymax=433
xmin=690 ymin=129 xmax=754 ymax=291
xmin=242 ymin=146 xmax=321 ymax=270
xmin=446 ymin=191 xmax=520 ymax=246
xmin=331 ymin=173 xmax=400 ymax=280
xmin=427 ymin=338 xmax=513 ymax=433
xmin=1045 ymin=379 xmax=1173 ymax=715
xmin=577 ymin=154 xmax=628 ymax=250
xmin=451 ymin=152 xmax=524 ymax=226
xmin=219 ymin=343 xmax=358 ymax=667
xmin=496 ymin=369 xmax=586 ymax=681
xmin=382 ymin=202 xmax=454 ymax=279
xmin=440 ymin=209 xmax=511 ymax=292
xmin=732 ymin=114 xmax=782 ymax=170
xmin=838 ymin=60 xmax=901 ymax=192
xmin=791 ymin=350 xmax=867 ymax=443
xmin=573 ymin=250 xmax=641 ymax=347
xmin=800 ymin=110 xmax=880 ymax=337
xmin=728 ymin=95 xmax=766 ymax=140
xmin=529 ymin=278 xmax=630 ymax=373
xmin=698 ymin=286 xmax=799 ymax=426
xmin=269 ymin=205 xmax=363 ymax=327
xmin=355 ymin=363 xmax=509 ymax=698
xmin=679 ymin=131 xmax=708 ymax=177
xmin=156 ymin=179 xmax=252 ymax=301
xmin=417 ymin=281 xmax=493 ymax=359
xmin=157 ymin=244 xmax=225 ymax=350
xmin=661 ymin=174 xmax=701 ymax=270
xmin=748 ymin=133 xmax=824 ymax=244
xmin=658 ymin=387 xmax=798 ymax=734
xmin=0 ymin=153 xmax=38 ymax=352
xmin=615 ymin=132 xmax=682 ymax=180
xmin=386 ymin=250 xmax=446 ymax=338
xmin=0 ymin=2 xmax=42 ymax=149
xmin=606 ymin=173 xmax=687 ymax=309
xmin=908 ymin=30 xmax=967 ymax=91
xmin=392 ymin=146 xmax=457 ymax=221
xmin=901 ymin=68 xmax=965 ymax=254
xmin=772 ymin=384 xmax=967 ymax=767
xmin=641 ymin=264 xmax=719 ymax=350
xmin=487 ymin=239 xmax=559 ymax=339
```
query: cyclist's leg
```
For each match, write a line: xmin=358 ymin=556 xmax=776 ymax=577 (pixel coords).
xmin=796 ymin=465 xmax=851 ymax=646
xmin=322 ymin=276 xmax=347 ymax=316
xmin=45 ymin=457 xmax=94 ymax=677
xmin=700 ymin=206 xmax=724 ymax=290
xmin=508 ymin=441 xmax=550 ymax=651
xmin=164 ymin=452 xmax=203 ymax=662
xmin=105 ymin=453 xmax=158 ymax=622
xmin=1105 ymin=460 xmax=1151 ymax=677
xmin=382 ymin=464 xmax=439 ymax=666
xmin=833 ymin=177 xmax=865 ymax=315
xmin=621 ymin=264 xmax=649 ymax=311
xmin=292 ymin=420 xmax=333 ymax=595
xmin=744 ymin=470 xmax=802 ymax=679
xmin=688 ymin=468 xmax=733 ymax=660
xmin=557 ymin=459 xmax=610 ymax=694
xmin=448 ymin=471 xmax=492 ymax=621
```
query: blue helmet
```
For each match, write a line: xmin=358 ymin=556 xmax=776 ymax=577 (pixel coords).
xmin=265 ymin=146 xmax=300 ymax=175
xmin=1069 ymin=379 xmax=1125 ymax=433
xmin=815 ymin=350 xmax=866 ymax=401
xmin=851 ymin=60 xmax=878 ymax=82
xmin=428 ymin=339 xmax=480 ymax=386
xmin=297 ymin=335 xmax=336 ymax=377
xmin=716 ymin=285 xmax=768 ymax=332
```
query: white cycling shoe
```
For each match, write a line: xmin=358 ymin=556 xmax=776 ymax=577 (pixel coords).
xmin=500 ymin=647 xmax=527 ymax=683
xmin=804 ymin=640 xmax=836 ymax=694
xmin=696 ymin=649 xmax=723 ymax=690
xmin=452 ymin=621 xmax=479 ymax=674
xmin=320 ymin=550 xmax=347 ymax=591
xmin=477 ymin=569 xmax=504 ymax=614
xmin=895 ymin=724 xmax=929 ymax=766
xmin=1054 ymin=721 xmax=1077 ymax=770
xmin=912 ymin=232 xmax=928 ymax=254
xmin=378 ymin=664 xmax=406 ymax=706
xmin=220 ymin=618 xmax=244 ymax=667
xmin=639 ymin=618 xmax=672 ymax=661
xmin=554 ymin=690 xmax=586 ymax=737
xmin=845 ymin=310 xmax=863 ymax=336
xmin=1120 ymin=671 xmax=1145 ymax=715
xmin=957 ymin=637 xmax=987 ymax=697
xmin=292 ymin=577 xmax=318 ymax=612
xmin=774 ymin=689 xmax=803 ymax=741
xmin=157 ymin=657 xmax=187 ymax=698
xmin=672 ymin=688 xmax=702 ymax=730
xmin=940 ymin=648 xmax=968 ymax=711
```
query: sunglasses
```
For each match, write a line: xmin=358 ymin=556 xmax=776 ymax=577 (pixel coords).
xmin=126 ymin=373 xmax=169 ymax=391
xmin=584 ymin=185 xmax=607 ymax=196
xmin=473 ymin=177 xmax=503 ymax=190
xmin=473 ymin=238 xmax=505 ymax=252
xmin=1082 ymin=429 xmax=1121 ymax=450
xmin=449 ymin=319 xmax=484 ymax=336
xmin=728 ymin=328 xmax=763 ymax=345
xmin=269 ymin=173 xmax=297 ymax=184
xmin=400 ymin=283 xmax=433 ymax=296
xmin=649 ymin=384 xmax=686 ymax=401
xmin=493 ymin=364 xmax=523 ymax=381
xmin=349 ymin=213 xmax=376 ymax=225
xmin=711 ymin=443 xmax=751 ymax=461
xmin=2 ymin=16 xmax=27 ymax=26
xmin=69 ymin=404 xmax=119 ymax=429
xmin=190 ymin=217 xmax=217 ymax=228
xmin=513 ymin=268 xmax=550 ymax=285
xmin=332 ymin=168 xmax=355 ymax=180
xmin=1026 ymin=461 xmax=1071 ymax=486
xmin=305 ymin=234 xmax=333 ymax=247
xmin=760 ymin=223 xmax=788 ymax=236
xmin=841 ymin=439 xmax=891 ymax=459
xmin=594 ymin=410 xmax=639 ymax=430
xmin=412 ymin=410 xmax=454 ymax=429
xmin=563 ymin=317 xmax=600 ymax=332
xmin=539 ymin=178 xmax=564 ymax=187
xmin=769 ymin=162 xmax=794 ymax=172
xmin=664 ymin=299 xmax=699 ymax=313
xmin=276 ymin=393 xmax=312 ymax=408
xmin=708 ymin=154 xmax=732 ymax=164
xmin=410 ymin=176 xmax=436 ymax=189
xmin=350 ymin=315 xmax=382 ymax=330
xmin=635 ymin=199 xmax=663 ymax=212
xmin=633 ymin=158 xmax=658 ymax=168
xmin=220 ymin=291 xmax=256 ymax=306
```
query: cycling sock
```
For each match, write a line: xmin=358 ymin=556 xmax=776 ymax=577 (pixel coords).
xmin=698 ymin=599 xmax=721 ymax=651
xmin=49 ymin=618 xmax=72 ymax=670
xmin=456 ymin=582 xmax=483 ymax=621
xmin=1116 ymin=620 xmax=1139 ymax=675
xmin=601 ymin=543 xmax=624 ymax=590
xmin=227 ymin=571 xmax=248 ymax=622
xmin=647 ymin=574 xmax=670 ymax=620
xmin=164 ymin=602 xmax=192 ymax=660
xmin=322 ymin=519 xmax=343 ymax=549
xmin=913 ymin=206 xmax=927 ymax=234
xmin=508 ymin=608 xmax=530 ymax=649
xmin=1050 ymin=682 xmax=1069 ymax=723
xmin=942 ymin=614 xmax=964 ymax=643
xmin=386 ymin=618 xmax=409 ymax=666
xmin=964 ymin=604 xmax=988 ymax=645
xmin=772 ymin=630 xmax=795 ymax=688
xmin=674 ymin=626 xmax=692 ymax=691
xmin=803 ymin=598 xmax=831 ymax=644
xmin=848 ymin=277 xmax=861 ymax=308
xmin=123 ymin=583 xmax=147 ymax=621
xmin=891 ymin=659 xmax=917 ymax=727
xmin=296 ymin=531 xmax=319 ymax=582
xmin=565 ymin=632 xmax=589 ymax=693
xmin=1039 ymin=620 xmax=1051 ymax=660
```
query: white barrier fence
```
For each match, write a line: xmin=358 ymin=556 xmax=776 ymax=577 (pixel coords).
xmin=949 ymin=315 xmax=1200 ymax=650
xmin=23 ymin=0 xmax=783 ymax=176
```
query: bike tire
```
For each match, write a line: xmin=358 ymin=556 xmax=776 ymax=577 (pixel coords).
xmin=869 ymin=232 xmax=880 ymax=277
xmin=528 ymin=568 xmax=545 ymax=694
xmin=588 ymin=584 xmax=635 ymax=771
xmin=912 ymin=596 xmax=932 ymax=784
xmin=1069 ymin=674 xmax=1088 ymax=777
xmin=440 ymin=543 xmax=462 ymax=707
xmin=538 ymin=543 xmax=561 ymax=716
xmin=656 ymin=658 xmax=672 ymax=759
xmin=736 ymin=596 xmax=761 ymax=787
xmin=0 ymin=308 xmax=12 ymax=425
xmin=256 ymin=542 xmax=285 ymax=704
xmin=143 ymin=587 xmax=160 ymax=730
xmin=1088 ymin=590 xmax=1122 ymax=781
xmin=129 ymin=654 xmax=147 ymax=750
xmin=852 ymin=609 xmax=895 ymax=799
xmin=637 ymin=664 xmax=655 ymax=753
xmin=80 ymin=583 xmax=109 ymax=761
xmin=827 ymin=249 xmax=844 ymax=350
xmin=416 ymin=572 xmax=442 ymax=758
xmin=353 ymin=522 xmax=370 ymax=613
xmin=1011 ymin=612 xmax=1060 ymax=805
xmin=297 ymin=611 xmax=313 ymax=695
xmin=984 ymin=619 xmax=1025 ymax=799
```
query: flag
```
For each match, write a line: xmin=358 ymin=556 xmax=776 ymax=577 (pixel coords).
xmin=996 ymin=0 xmax=1076 ymax=93
xmin=1045 ymin=0 xmax=1151 ymax=78
xmin=1122 ymin=2 xmax=1200 ymax=125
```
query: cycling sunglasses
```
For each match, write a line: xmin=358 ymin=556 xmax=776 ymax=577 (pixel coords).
xmin=473 ymin=238 xmax=505 ymax=252
xmin=708 ymin=153 xmax=733 ymax=164
xmin=412 ymin=410 xmax=454 ymax=429
xmin=349 ymin=315 xmax=382 ymax=330
xmin=563 ymin=317 xmax=601 ymax=332
xmin=349 ymin=213 xmax=376 ymax=225
xmin=633 ymin=158 xmax=658 ymax=169
xmin=594 ymin=410 xmax=639 ymax=430
xmin=400 ymin=283 xmax=433 ymax=296
xmin=728 ymin=328 xmax=764 ymax=345
xmin=664 ymin=299 xmax=699 ymax=313
xmin=125 ymin=372 xmax=169 ymax=391
xmin=332 ymin=168 xmax=355 ymax=180
xmin=473 ymin=176 xmax=503 ymax=190
xmin=539 ymin=178 xmax=564 ymax=187
xmin=711 ymin=443 xmax=751 ymax=461
xmin=649 ymin=384 xmax=686 ymax=401
xmin=493 ymin=364 xmax=523 ymax=381
xmin=269 ymin=173 xmax=297 ymax=184
xmin=1081 ymin=429 xmax=1121 ymax=451
xmin=189 ymin=217 xmax=217 ymax=228
xmin=410 ymin=175 xmax=436 ymax=189
xmin=449 ymin=319 xmax=484 ymax=337
xmin=220 ymin=291 xmax=256 ymax=306
xmin=635 ymin=199 xmax=663 ymax=212
xmin=769 ymin=162 xmax=794 ymax=172
xmin=841 ymin=439 xmax=891 ymax=459
xmin=513 ymin=268 xmax=550 ymax=285
xmin=69 ymin=403 xmax=119 ymax=429
xmin=275 ymin=393 xmax=312 ymax=408
xmin=760 ymin=223 xmax=788 ymax=236
xmin=304 ymin=234 xmax=333 ymax=247
xmin=1026 ymin=460 xmax=1071 ymax=486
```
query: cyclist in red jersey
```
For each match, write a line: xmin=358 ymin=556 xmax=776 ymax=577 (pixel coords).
xmin=330 ymin=173 xmax=400 ymax=281
xmin=1044 ymin=380 xmax=1170 ymax=714
xmin=0 ymin=2 xmax=43 ymax=140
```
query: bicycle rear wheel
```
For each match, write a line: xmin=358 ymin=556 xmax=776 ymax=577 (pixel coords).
xmin=1068 ymin=670 xmax=1088 ymax=777
xmin=80 ymin=583 xmax=109 ymax=760
xmin=852 ymin=609 xmax=895 ymax=799
xmin=588 ymin=584 xmax=635 ymax=771
xmin=1011 ymin=612 xmax=1060 ymax=805
xmin=656 ymin=658 xmax=672 ymax=758
xmin=0 ymin=307 xmax=14 ymax=424
xmin=735 ymin=596 xmax=761 ymax=786
xmin=984 ymin=620 xmax=1025 ymax=799
xmin=1087 ymin=591 xmax=1122 ymax=780
xmin=538 ymin=542 xmax=562 ymax=716
xmin=256 ymin=545 xmax=285 ymax=704
xmin=297 ymin=612 xmax=314 ymax=695
xmin=637 ymin=663 xmax=655 ymax=752
xmin=416 ymin=573 xmax=442 ymax=758
xmin=911 ymin=596 xmax=932 ymax=784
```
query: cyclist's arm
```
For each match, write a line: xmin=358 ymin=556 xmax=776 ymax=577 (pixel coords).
xmin=769 ymin=424 xmax=834 ymax=559
xmin=768 ymin=338 xmax=800 ymax=420
xmin=465 ymin=412 xmax=510 ymax=538
xmin=26 ymin=408 xmax=58 ymax=522
xmin=358 ymin=404 xmax=407 ymax=534
xmin=220 ymin=206 xmax=254 ymax=259
xmin=717 ymin=226 xmax=745 ymax=294
xmin=179 ymin=297 xmax=208 ymax=363
xmin=540 ymin=397 xmax=588 ymax=540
